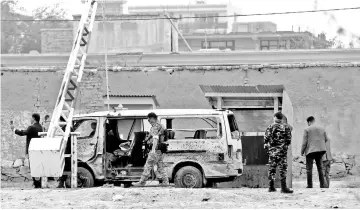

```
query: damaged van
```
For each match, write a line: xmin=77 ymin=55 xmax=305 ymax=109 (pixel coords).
xmin=62 ymin=109 xmax=243 ymax=188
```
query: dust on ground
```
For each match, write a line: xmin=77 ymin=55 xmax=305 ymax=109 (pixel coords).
xmin=1 ymin=179 xmax=360 ymax=209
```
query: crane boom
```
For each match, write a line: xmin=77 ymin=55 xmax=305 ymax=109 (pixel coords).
xmin=28 ymin=0 xmax=98 ymax=188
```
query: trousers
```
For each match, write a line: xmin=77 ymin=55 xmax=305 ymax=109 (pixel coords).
xmin=140 ymin=150 xmax=168 ymax=182
xmin=306 ymin=151 xmax=326 ymax=188
xmin=268 ymin=152 xmax=288 ymax=182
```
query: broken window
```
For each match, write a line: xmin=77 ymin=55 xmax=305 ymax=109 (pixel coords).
xmin=161 ymin=117 xmax=222 ymax=140
xmin=228 ymin=114 xmax=240 ymax=139
xmin=73 ymin=119 xmax=98 ymax=139
xmin=116 ymin=119 xmax=142 ymax=141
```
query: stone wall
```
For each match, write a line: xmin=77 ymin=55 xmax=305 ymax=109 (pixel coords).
xmin=1 ymin=64 xmax=360 ymax=177
xmin=40 ymin=29 xmax=73 ymax=53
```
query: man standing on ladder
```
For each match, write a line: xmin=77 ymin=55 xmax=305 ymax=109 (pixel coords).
xmin=133 ymin=112 xmax=169 ymax=187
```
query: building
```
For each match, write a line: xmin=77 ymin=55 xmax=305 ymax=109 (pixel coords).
xmin=128 ymin=1 xmax=237 ymax=34
xmin=232 ymin=21 xmax=277 ymax=33
xmin=2 ymin=50 xmax=360 ymax=187
xmin=40 ymin=0 xmax=176 ymax=54
xmin=179 ymin=31 xmax=331 ymax=51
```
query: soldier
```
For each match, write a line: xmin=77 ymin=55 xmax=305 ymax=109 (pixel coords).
xmin=132 ymin=112 xmax=169 ymax=187
xmin=264 ymin=112 xmax=293 ymax=193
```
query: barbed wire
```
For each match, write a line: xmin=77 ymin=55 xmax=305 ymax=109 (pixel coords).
xmin=1 ymin=7 xmax=360 ymax=22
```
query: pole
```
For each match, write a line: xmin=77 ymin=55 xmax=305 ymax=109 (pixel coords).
xmin=165 ymin=13 xmax=192 ymax=52
xmin=71 ymin=132 xmax=80 ymax=188
xmin=102 ymin=0 xmax=110 ymax=111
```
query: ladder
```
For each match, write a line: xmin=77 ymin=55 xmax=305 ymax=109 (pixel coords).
xmin=29 ymin=0 xmax=98 ymax=188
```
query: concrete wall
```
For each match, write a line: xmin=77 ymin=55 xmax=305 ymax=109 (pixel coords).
xmin=40 ymin=29 xmax=73 ymax=53
xmin=1 ymin=66 xmax=360 ymax=175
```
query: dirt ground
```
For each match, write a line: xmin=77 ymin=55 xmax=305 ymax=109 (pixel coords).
xmin=1 ymin=178 xmax=360 ymax=209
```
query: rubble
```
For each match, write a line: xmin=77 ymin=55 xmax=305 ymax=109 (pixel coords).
xmin=13 ymin=159 xmax=24 ymax=168
xmin=1 ymin=158 xmax=32 ymax=182
xmin=112 ymin=195 xmax=124 ymax=202
xmin=292 ymin=153 xmax=357 ymax=179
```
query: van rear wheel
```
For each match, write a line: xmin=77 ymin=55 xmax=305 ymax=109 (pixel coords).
xmin=174 ymin=166 xmax=203 ymax=188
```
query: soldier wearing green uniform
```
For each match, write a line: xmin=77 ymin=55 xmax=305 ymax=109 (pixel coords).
xmin=133 ymin=112 xmax=169 ymax=187
xmin=264 ymin=112 xmax=293 ymax=193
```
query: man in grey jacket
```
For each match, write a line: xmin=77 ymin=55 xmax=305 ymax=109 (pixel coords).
xmin=301 ymin=116 xmax=328 ymax=188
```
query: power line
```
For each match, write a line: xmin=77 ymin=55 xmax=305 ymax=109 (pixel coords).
xmin=1 ymin=6 xmax=360 ymax=22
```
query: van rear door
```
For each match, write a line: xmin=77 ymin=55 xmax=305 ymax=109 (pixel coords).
xmin=226 ymin=114 xmax=243 ymax=173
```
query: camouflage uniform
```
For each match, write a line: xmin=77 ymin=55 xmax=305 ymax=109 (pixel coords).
xmin=264 ymin=122 xmax=292 ymax=183
xmin=139 ymin=121 xmax=169 ymax=184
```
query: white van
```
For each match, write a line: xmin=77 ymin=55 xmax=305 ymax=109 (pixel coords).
xmin=61 ymin=109 xmax=243 ymax=188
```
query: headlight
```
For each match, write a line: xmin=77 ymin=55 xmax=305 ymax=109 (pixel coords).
xmin=121 ymin=171 xmax=127 ymax=175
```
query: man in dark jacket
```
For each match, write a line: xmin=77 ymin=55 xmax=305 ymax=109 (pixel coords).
xmin=11 ymin=113 xmax=43 ymax=188
xmin=301 ymin=116 xmax=328 ymax=188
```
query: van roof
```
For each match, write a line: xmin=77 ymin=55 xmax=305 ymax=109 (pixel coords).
xmin=73 ymin=109 xmax=232 ymax=118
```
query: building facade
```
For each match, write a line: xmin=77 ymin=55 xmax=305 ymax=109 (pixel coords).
xmin=1 ymin=50 xmax=360 ymax=186
xmin=128 ymin=1 xmax=237 ymax=35
xmin=179 ymin=31 xmax=331 ymax=51
xmin=232 ymin=21 xmax=277 ymax=33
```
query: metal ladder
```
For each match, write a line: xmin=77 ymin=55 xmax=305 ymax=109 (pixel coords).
xmin=41 ymin=0 xmax=98 ymax=187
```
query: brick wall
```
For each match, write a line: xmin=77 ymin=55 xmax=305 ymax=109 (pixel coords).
xmin=1 ymin=66 xmax=360 ymax=175
xmin=0 ymin=70 xmax=104 ymax=160
xmin=40 ymin=29 xmax=73 ymax=53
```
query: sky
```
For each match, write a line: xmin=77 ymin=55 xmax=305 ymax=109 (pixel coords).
xmin=13 ymin=0 xmax=360 ymax=47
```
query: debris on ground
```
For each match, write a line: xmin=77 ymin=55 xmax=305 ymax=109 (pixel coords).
xmin=112 ymin=195 xmax=124 ymax=202
xmin=202 ymin=197 xmax=210 ymax=202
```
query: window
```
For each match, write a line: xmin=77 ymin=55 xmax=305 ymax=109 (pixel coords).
xmin=73 ymin=119 xmax=97 ymax=139
xmin=116 ymin=119 xmax=142 ymax=141
xmin=261 ymin=40 xmax=288 ymax=50
xmin=162 ymin=117 xmax=223 ymax=140
xmin=269 ymin=40 xmax=278 ymax=50
xmin=260 ymin=40 xmax=269 ymax=50
xmin=201 ymin=40 xmax=235 ymax=50
xmin=228 ymin=114 xmax=240 ymax=139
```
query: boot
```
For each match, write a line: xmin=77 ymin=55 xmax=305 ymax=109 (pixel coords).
xmin=306 ymin=172 xmax=313 ymax=188
xmin=132 ymin=178 xmax=146 ymax=187
xmin=268 ymin=180 xmax=276 ymax=192
xmin=281 ymin=180 xmax=293 ymax=193
xmin=160 ymin=177 xmax=169 ymax=187
xmin=132 ymin=181 xmax=146 ymax=187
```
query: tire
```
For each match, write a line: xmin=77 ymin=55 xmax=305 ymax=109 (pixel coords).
xmin=64 ymin=167 xmax=94 ymax=188
xmin=174 ymin=166 xmax=203 ymax=188
xmin=123 ymin=182 xmax=132 ymax=188
xmin=77 ymin=167 xmax=94 ymax=188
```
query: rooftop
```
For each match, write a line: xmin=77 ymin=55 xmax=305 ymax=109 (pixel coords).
xmin=200 ymin=85 xmax=284 ymax=94
xmin=73 ymin=109 xmax=231 ymax=118
xmin=103 ymin=94 xmax=160 ymax=107
xmin=1 ymin=49 xmax=359 ymax=67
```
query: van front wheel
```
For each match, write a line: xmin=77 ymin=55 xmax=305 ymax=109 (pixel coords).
xmin=77 ymin=167 xmax=95 ymax=188
xmin=174 ymin=166 xmax=203 ymax=188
